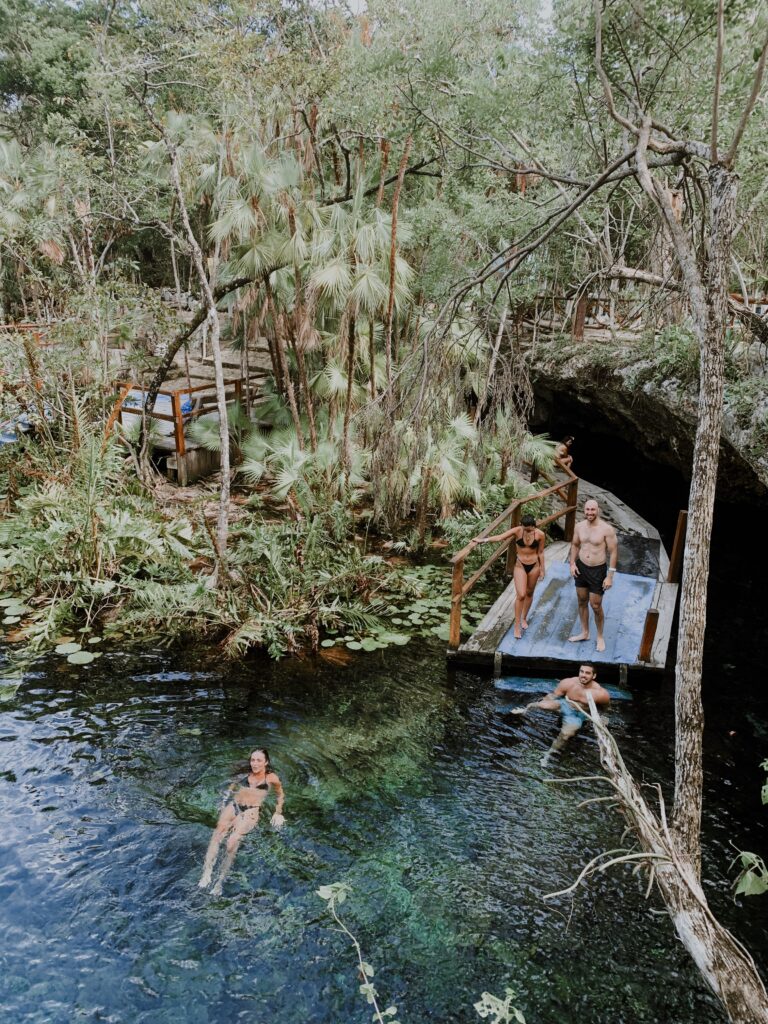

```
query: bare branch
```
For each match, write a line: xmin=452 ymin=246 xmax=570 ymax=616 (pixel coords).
xmin=711 ymin=0 xmax=725 ymax=164
xmin=723 ymin=27 xmax=768 ymax=168
xmin=594 ymin=0 xmax=641 ymax=138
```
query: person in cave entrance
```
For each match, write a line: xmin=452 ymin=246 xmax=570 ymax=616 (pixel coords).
xmin=511 ymin=662 xmax=610 ymax=766
xmin=473 ymin=513 xmax=546 ymax=639
xmin=198 ymin=748 xmax=285 ymax=894
xmin=555 ymin=435 xmax=574 ymax=469
xmin=568 ymin=499 xmax=618 ymax=653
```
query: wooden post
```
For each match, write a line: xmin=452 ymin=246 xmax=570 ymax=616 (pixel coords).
xmin=449 ymin=560 xmax=464 ymax=649
xmin=667 ymin=510 xmax=687 ymax=583
xmin=171 ymin=391 xmax=186 ymax=457
xmin=638 ymin=608 xmax=660 ymax=663
xmin=564 ymin=479 xmax=579 ymax=541
xmin=572 ymin=295 xmax=587 ymax=341
xmin=505 ymin=504 xmax=522 ymax=574
xmin=529 ymin=463 xmax=540 ymax=484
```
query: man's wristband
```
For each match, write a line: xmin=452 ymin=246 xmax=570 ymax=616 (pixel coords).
xmin=607 ymin=567 xmax=616 ymax=573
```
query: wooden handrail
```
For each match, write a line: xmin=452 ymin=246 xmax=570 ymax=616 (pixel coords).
xmin=447 ymin=457 xmax=579 ymax=650
xmin=117 ymin=378 xmax=247 ymax=459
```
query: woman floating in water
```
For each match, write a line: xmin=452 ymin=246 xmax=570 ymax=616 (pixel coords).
xmin=199 ymin=748 xmax=285 ymax=894
xmin=474 ymin=513 xmax=546 ymax=640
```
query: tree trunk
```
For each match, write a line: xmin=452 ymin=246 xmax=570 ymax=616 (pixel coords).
xmin=156 ymin=125 xmax=232 ymax=562
xmin=384 ymin=136 xmax=412 ymax=389
xmin=342 ymin=311 xmax=356 ymax=471
xmin=582 ymin=697 xmax=768 ymax=1024
xmin=265 ymin=281 xmax=304 ymax=445
xmin=672 ymin=166 xmax=737 ymax=868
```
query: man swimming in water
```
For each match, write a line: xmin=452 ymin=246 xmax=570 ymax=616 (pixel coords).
xmin=568 ymin=499 xmax=618 ymax=653
xmin=512 ymin=663 xmax=610 ymax=765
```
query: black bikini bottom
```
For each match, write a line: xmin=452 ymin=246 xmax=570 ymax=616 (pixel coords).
xmin=517 ymin=560 xmax=536 ymax=575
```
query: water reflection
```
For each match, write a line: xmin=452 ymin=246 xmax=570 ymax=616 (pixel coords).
xmin=0 ymin=642 xmax=761 ymax=1023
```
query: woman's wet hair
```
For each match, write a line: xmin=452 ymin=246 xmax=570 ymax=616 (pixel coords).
xmin=562 ymin=435 xmax=575 ymax=445
xmin=521 ymin=514 xmax=536 ymax=527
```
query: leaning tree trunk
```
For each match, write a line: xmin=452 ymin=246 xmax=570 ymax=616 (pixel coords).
xmin=161 ymin=134 xmax=232 ymax=564
xmin=577 ymin=697 xmax=768 ymax=1024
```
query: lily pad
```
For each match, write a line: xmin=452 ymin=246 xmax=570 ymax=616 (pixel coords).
xmin=345 ymin=641 xmax=362 ymax=651
xmin=3 ymin=616 xmax=21 ymax=625
xmin=360 ymin=637 xmax=379 ymax=652
xmin=67 ymin=651 xmax=96 ymax=665
xmin=0 ymin=598 xmax=22 ymax=608
xmin=380 ymin=633 xmax=410 ymax=646
xmin=87 ymin=637 xmax=103 ymax=645
xmin=55 ymin=642 xmax=82 ymax=655
xmin=320 ymin=639 xmax=336 ymax=648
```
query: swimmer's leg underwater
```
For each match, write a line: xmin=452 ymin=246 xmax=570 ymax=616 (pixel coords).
xmin=209 ymin=807 xmax=261 ymax=894
xmin=199 ymin=801 xmax=238 ymax=889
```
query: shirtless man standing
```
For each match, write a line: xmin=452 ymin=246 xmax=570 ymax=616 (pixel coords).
xmin=568 ymin=499 xmax=618 ymax=653
xmin=512 ymin=663 xmax=610 ymax=765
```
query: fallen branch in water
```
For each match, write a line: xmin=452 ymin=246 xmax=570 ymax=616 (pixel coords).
xmin=544 ymin=694 xmax=768 ymax=1024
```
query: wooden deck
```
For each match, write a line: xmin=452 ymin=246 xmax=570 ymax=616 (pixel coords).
xmin=448 ymin=477 xmax=679 ymax=680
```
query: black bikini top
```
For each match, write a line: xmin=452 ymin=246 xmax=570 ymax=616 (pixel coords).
xmin=241 ymin=774 xmax=269 ymax=791
xmin=516 ymin=531 xmax=539 ymax=551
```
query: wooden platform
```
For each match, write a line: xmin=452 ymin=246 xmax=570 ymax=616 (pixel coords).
xmin=449 ymin=478 xmax=679 ymax=680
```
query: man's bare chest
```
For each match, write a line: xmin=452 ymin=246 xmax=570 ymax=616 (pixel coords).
xmin=580 ymin=525 xmax=608 ymax=547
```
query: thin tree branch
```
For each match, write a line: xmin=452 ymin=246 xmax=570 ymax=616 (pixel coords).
xmin=723 ymin=28 xmax=768 ymax=168
xmin=711 ymin=0 xmax=725 ymax=164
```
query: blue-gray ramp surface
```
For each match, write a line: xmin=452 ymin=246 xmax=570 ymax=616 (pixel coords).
xmin=496 ymin=561 xmax=656 ymax=666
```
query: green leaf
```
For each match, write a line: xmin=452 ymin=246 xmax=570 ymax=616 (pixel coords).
xmin=360 ymin=962 xmax=374 ymax=978
xmin=321 ymin=639 xmax=336 ymax=648
xmin=67 ymin=651 xmax=96 ymax=665
xmin=735 ymin=869 xmax=768 ymax=896
xmin=346 ymin=641 xmax=362 ymax=650
xmin=55 ymin=642 xmax=82 ymax=655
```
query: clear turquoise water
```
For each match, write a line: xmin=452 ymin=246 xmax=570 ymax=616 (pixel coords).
xmin=1 ymin=638 xmax=764 ymax=1024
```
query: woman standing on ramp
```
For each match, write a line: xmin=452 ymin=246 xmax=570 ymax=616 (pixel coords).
xmin=474 ymin=514 xmax=546 ymax=640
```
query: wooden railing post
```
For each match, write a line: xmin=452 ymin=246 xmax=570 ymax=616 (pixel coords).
xmin=638 ymin=608 xmax=660 ymax=663
xmin=667 ymin=510 xmax=687 ymax=584
xmin=505 ymin=504 xmax=521 ymax=574
xmin=449 ymin=559 xmax=464 ymax=649
xmin=171 ymin=391 xmax=186 ymax=457
xmin=572 ymin=294 xmax=587 ymax=340
xmin=564 ymin=479 xmax=579 ymax=542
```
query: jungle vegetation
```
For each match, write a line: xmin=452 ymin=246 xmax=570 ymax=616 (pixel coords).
xmin=2 ymin=2 xmax=768 ymax=1019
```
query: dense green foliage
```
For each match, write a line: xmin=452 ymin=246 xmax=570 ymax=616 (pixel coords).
xmin=1 ymin=0 xmax=767 ymax=660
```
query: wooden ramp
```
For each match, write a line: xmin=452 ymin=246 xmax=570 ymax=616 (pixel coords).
xmin=447 ymin=476 xmax=681 ymax=680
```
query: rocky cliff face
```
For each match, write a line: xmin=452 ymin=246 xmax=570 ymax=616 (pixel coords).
xmin=528 ymin=336 xmax=768 ymax=503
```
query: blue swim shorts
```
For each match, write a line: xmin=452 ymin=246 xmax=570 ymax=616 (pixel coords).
xmin=557 ymin=697 xmax=589 ymax=730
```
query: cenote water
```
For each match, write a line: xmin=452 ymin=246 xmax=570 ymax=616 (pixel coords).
xmin=1 ymin=607 xmax=767 ymax=1024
